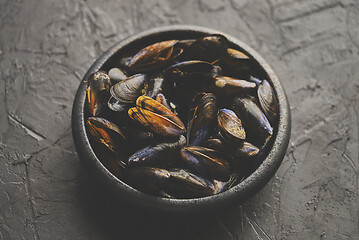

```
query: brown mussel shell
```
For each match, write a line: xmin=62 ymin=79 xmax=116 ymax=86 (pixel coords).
xmin=87 ymin=71 xmax=111 ymax=116
xmin=128 ymin=40 xmax=180 ymax=72
xmin=257 ymin=80 xmax=278 ymax=124
xmin=155 ymin=93 xmax=171 ymax=110
xmin=128 ymin=96 xmax=186 ymax=137
xmin=217 ymin=109 xmax=246 ymax=143
xmin=187 ymin=92 xmax=217 ymax=146
xmin=180 ymin=146 xmax=232 ymax=182
xmin=86 ymin=117 xmax=126 ymax=152
xmin=220 ymin=48 xmax=252 ymax=71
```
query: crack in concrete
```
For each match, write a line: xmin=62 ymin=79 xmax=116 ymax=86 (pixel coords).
xmin=276 ymin=2 xmax=344 ymax=24
xmin=8 ymin=113 xmax=46 ymax=141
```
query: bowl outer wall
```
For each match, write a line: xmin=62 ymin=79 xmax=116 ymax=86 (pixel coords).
xmin=71 ymin=25 xmax=291 ymax=214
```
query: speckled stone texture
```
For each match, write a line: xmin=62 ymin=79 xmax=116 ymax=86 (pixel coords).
xmin=0 ymin=0 xmax=358 ymax=239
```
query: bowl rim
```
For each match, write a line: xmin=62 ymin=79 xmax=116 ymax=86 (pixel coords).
xmin=72 ymin=25 xmax=291 ymax=214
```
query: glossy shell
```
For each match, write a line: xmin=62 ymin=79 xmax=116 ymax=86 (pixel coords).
xmin=128 ymin=96 xmax=186 ymax=137
xmin=187 ymin=92 xmax=217 ymax=146
xmin=180 ymin=146 xmax=232 ymax=181
xmin=217 ymin=109 xmax=246 ymax=143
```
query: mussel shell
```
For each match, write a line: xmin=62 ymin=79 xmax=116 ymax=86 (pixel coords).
xmin=180 ymin=34 xmax=228 ymax=63
xmin=211 ymin=76 xmax=256 ymax=95
xmin=187 ymin=92 xmax=217 ymax=146
xmin=87 ymin=71 xmax=111 ymax=116
xmin=127 ymin=167 xmax=170 ymax=193
xmin=129 ymin=40 xmax=179 ymax=72
xmin=89 ymin=71 xmax=111 ymax=92
xmin=217 ymin=109 xmax=246 ymax=143
xmin=108 ymin=67 xmax=127 ymax=84
xmin=233 ymin=97 xmax=273 ymax=142
xmin=165 ymin=168 xmax=214 ymax=198
xmin=86 ymin=117 xmax=126 ymax=152
xmin=257 ymin=80 xmax=278 ymax=124
xmin=145 ymin=76 xmax=165 ymax=98
xmin=220 ymin=48 xmax=252 ymax=71
xmin=249 ymin=76 xmax=262 ymax=86
xmin=128 ymin=135 xmax=186 ymax=167
xmin=110 ymin=74 xmax=147 ymax=103
xmin=155 ymin=93 xmax=171 ymax=110
xmin=128 ymin=96 xmax=185 ymax=137
xmin=204 ymin=138 xmax=259 ymax=161
xmin=108 ymin=74 xmax=147 ymax=112
xmin=164 ymin=60 xmax=221 ymax=83
xmin=180 ymin=146 xmax=232 ymax=182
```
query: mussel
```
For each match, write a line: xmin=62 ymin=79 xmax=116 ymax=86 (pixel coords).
xmin=128 ymin=96 xmax=186 ymax=137
xmin=220 ymin=48 xmax=252 ymax=71
xmin=166 ymin=168 xmax=214 ymax=198
xmin=128 ymin=40 xmax=182 ymax=72
xmin=128 ymin=135 xmax=186 ymax=167
xmin=87 ymin=71 xmax=111 ymax=116
xmin=210 ymin=75 xmax=256 ymax=95
xmin=180 ymin=34 xmax=228 ymax=63
xmin=180 ymin=146 xmax=232 ymax=181
xmin=155 ymin=93 xmax=171 ymax=110
xmin=164 ymin=60 xmax=221 ymax=84
xmin=233 ymin=97 xmax=273 ymax=143
xmin=187 ymin=92 xmax=217 ymax=146
xmin=204 ymin=138 xmax=259 ymax=161
xmin=108 ymin=67 xmax=127 ymax=84
xmin=86 ymin=117 xmax=126 ymax=152
xmin=217 ymin=109 xmax=246 ymax=143
xmin=257 ymin=80 xmax=278 ymax=124
xmin=108 ymin=74 xmax=147 ymax=112
xmin=127 ymin=167 xmax=170 ymax=193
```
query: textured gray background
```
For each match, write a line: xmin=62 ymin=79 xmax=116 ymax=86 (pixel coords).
xmin=1 ymin=0 xmax=359 ymax=239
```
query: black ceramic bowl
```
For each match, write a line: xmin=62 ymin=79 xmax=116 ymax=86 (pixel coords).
xmin=72 ymin=25 xmax=291 ymax=215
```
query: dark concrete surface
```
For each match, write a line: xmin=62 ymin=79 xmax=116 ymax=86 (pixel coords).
xmin=0 ymin=0 xmax=358 ymax=239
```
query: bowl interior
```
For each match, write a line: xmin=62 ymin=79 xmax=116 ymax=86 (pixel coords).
xmin=72 ymin=25 xmax=291 ymax=215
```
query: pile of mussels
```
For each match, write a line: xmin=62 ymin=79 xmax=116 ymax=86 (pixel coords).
xmin=85 ymin=34 xmax=278 ymax=199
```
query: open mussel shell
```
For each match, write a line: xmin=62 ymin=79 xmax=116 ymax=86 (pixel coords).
xmin=187 ymin=92 xmax=217 ymax=146
xmin=128 ymin=135 xmax=186 ymax=167
xmin=217 ymin=109 xmax=246 ymax=143
xmin=180 ymin=34 xmax=228 ymax=63
xmin=233 ymin=97 xmax=273 ymax=144
xmin=108 ymin=74 xmax=147 ymax=112
xmin=257 ymin=80 xmax=278 ymax=124
xmin=127 ymin=167 xmax=170 ymax=194
xmin=86 ymin=117 xmax=126 ymax=152
xmin=128 ymin=40 xmax=180 ymax=72
xmin=165 ymin=168 xmax=214 ymax=198
xmin=87 ymin=71 xmax=111 ymax=116
xmin=180 ymin=146 xmax=232 ymax=182
xmin=128 ymin=96 xmax=186 ymax=137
